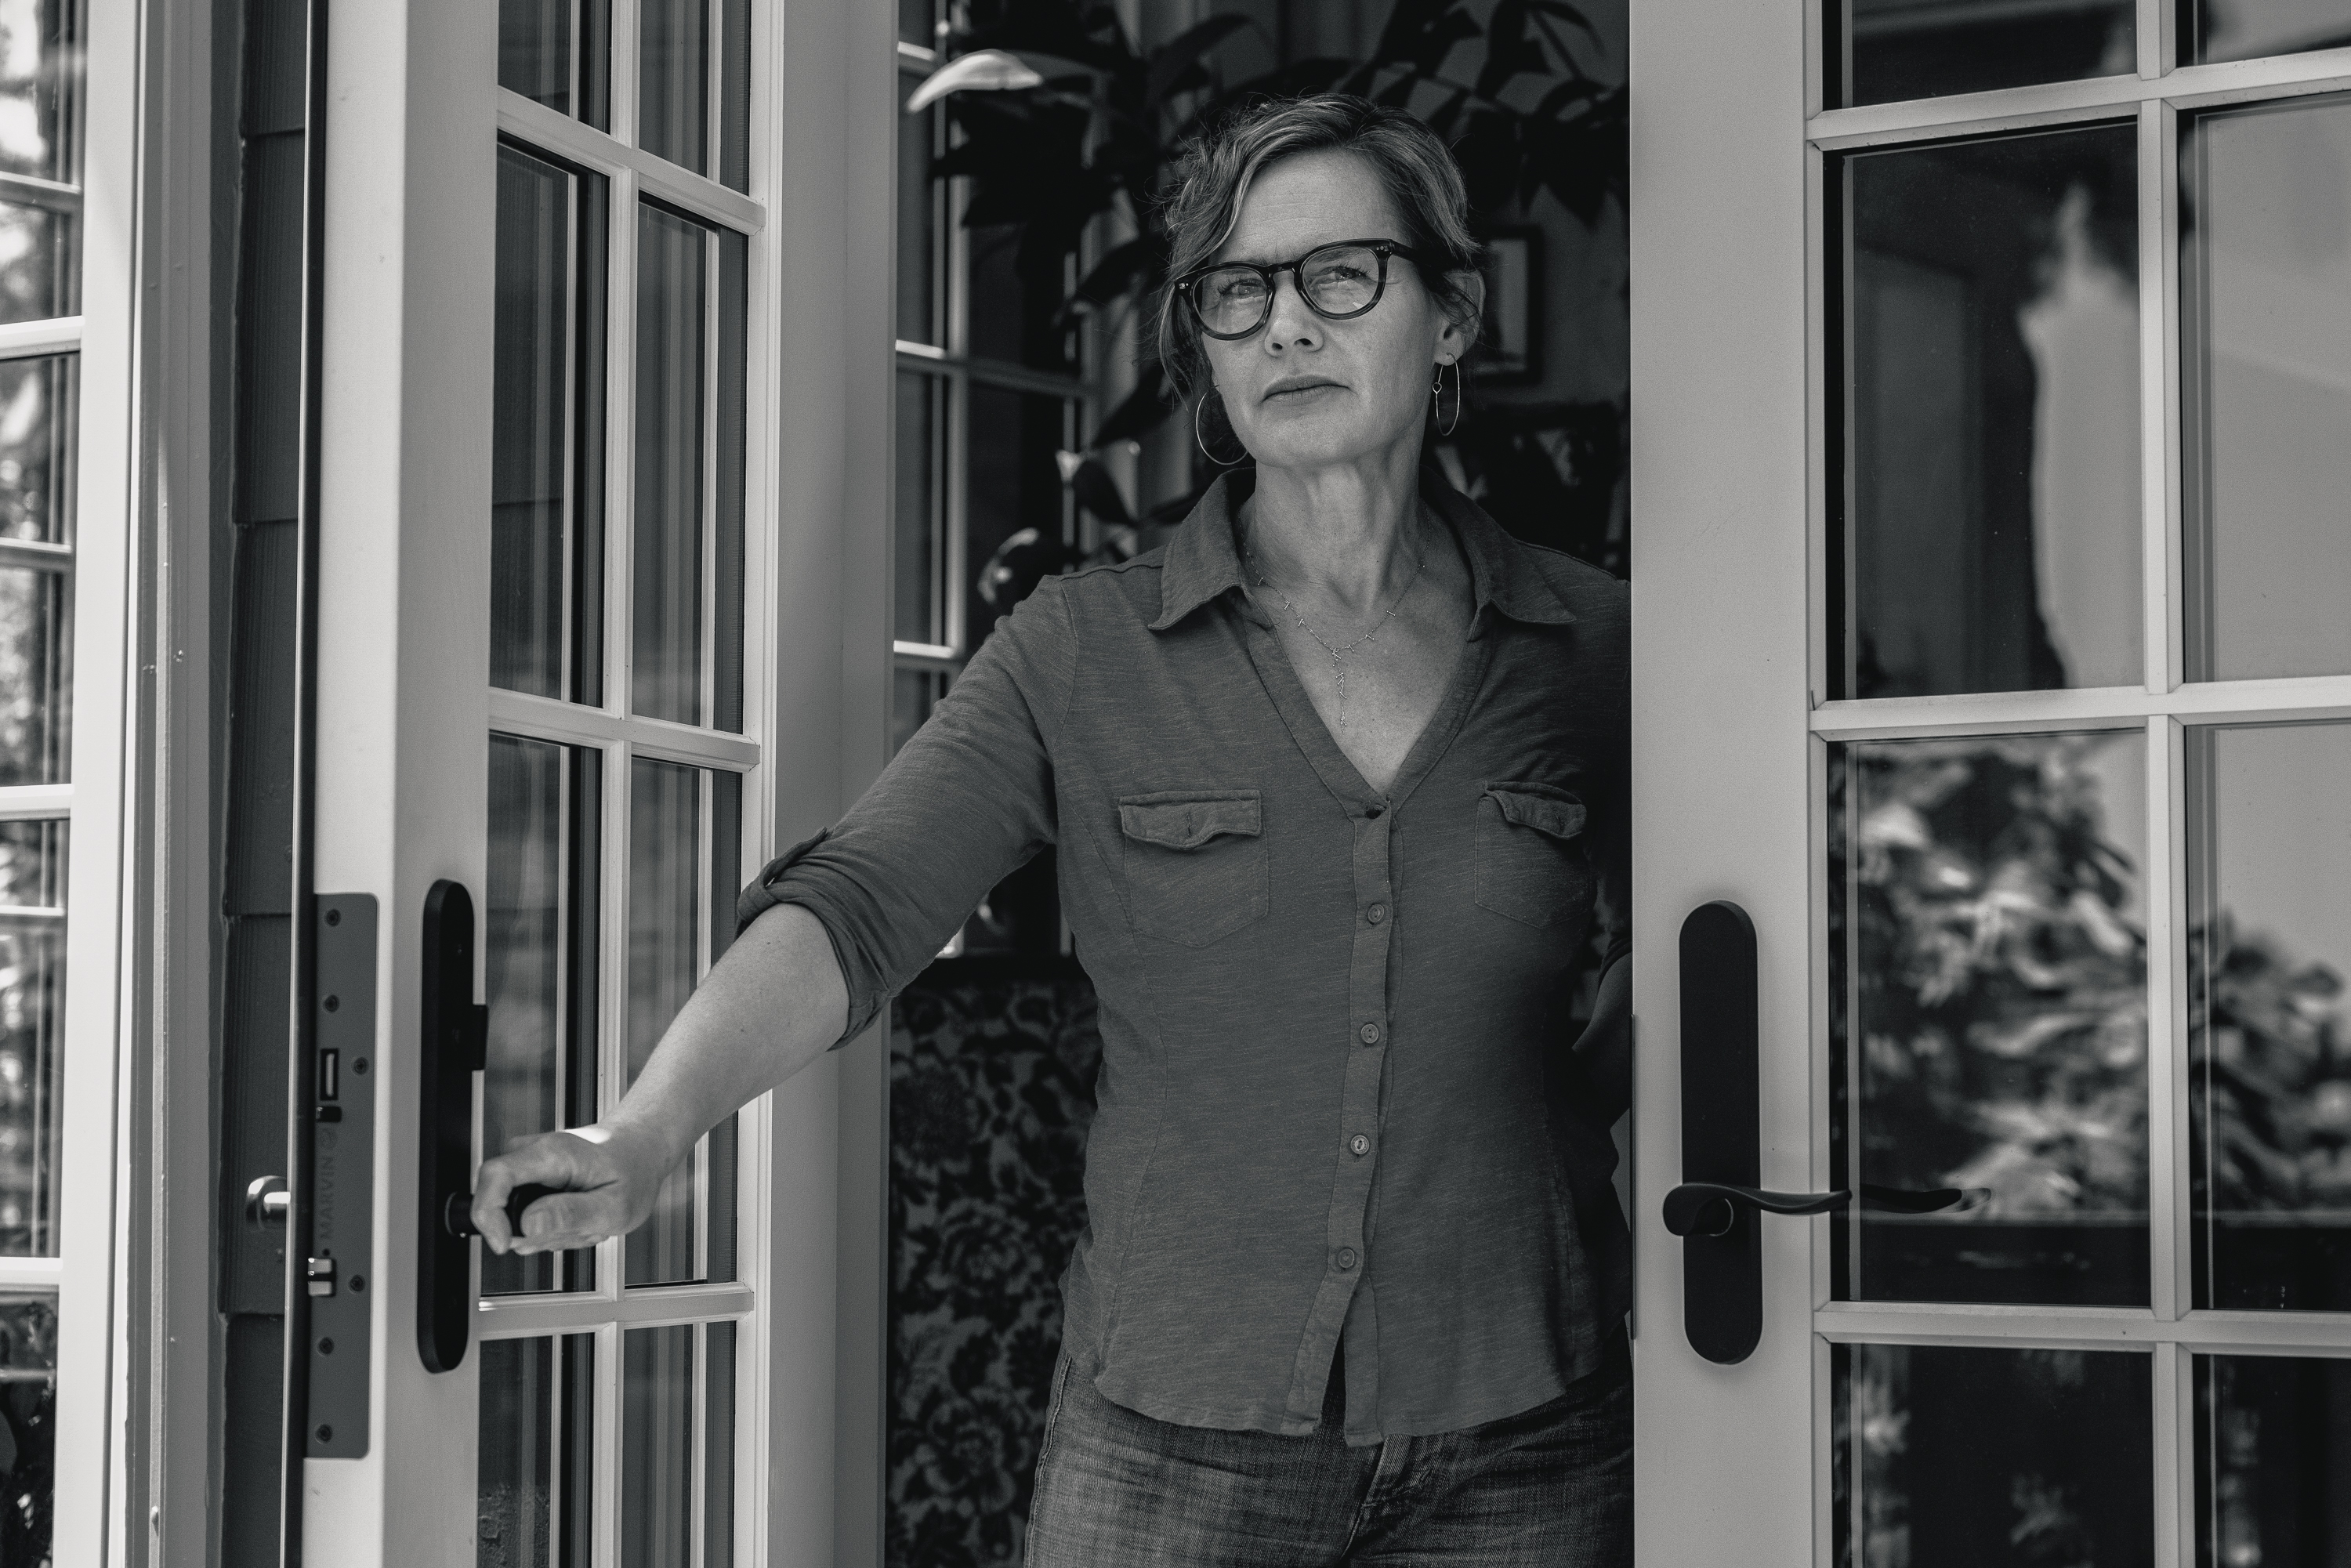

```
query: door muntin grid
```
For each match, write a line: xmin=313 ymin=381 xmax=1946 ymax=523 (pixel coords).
xmin=480 ymin=16 xmax=761 ymax=1557
xmin=1810 ymin=5 xmax=2351 ymax=1563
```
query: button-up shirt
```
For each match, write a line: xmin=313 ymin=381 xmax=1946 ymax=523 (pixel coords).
xmin=740 ymin=471 xmax=1630 ymax=1445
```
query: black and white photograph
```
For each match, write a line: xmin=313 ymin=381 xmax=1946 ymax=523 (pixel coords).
xmin=20 ymin=0 xmax=2351 ymax=1565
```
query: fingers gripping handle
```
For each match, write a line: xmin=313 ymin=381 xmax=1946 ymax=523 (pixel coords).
xmin=444 ymin=1183 xmax=560 ymax=1240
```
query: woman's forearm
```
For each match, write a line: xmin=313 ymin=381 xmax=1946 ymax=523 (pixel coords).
xmin=1570 ymin=955 xmax=1632 ymax=1125
xmin=469 ymin=901 xmax=849 ymax=1253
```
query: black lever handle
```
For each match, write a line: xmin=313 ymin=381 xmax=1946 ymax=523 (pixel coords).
xmin=443 ymin=1183 xmax=561 ymax=1240
xmin=1661 ymin=1181 xmax=1991 ymax=1238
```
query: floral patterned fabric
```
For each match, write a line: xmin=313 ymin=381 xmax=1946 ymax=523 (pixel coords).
xmin=889 ymin=958 xmax=1102 ymax=1568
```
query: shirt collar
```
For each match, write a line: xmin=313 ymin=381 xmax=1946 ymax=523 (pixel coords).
xmin=1147 ymin=467 xmax=1579 ymax=633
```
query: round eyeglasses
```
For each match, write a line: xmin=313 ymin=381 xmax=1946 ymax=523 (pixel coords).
xmin=1176 ymin=239 xmax=1431 ymax=341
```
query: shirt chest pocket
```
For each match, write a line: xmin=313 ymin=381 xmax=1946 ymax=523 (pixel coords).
xmin=1117 ymin=790 xmax=1270 ymax=947
xmin=1474 ymin=781 xmax=1593 ymax=929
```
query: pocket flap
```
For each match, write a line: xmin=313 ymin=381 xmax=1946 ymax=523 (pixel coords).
xmin=1118 ymin=791 xmax=1263 ymax=851
xmin=1485 ymin=784 xmax=1587 ymax=841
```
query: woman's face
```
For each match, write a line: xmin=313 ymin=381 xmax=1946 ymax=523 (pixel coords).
xmin=1201 ymin=149 xmax=1469 ymax=475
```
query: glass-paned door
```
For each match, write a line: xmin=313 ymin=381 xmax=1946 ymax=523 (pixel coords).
xmin=480 ymin=4 xmax=763 ymax=1562
xmin=1633 ymin=2 xmax=2351 ymax=1562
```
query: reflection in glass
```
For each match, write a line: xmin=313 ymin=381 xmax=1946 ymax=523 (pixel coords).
xmin=894 ymin=371 xmax=944 ymax=648
xmin=0 ymin=0 xmax=79 ymax=184
xmin=900 ymin=0 xmax=936 ymax=46
xmin=622 ymin=1325 xmax=694 ymax=1568
xmin=2195 ymin=1354 xmax=2351 ymax=1568
xmin=0 ymin=355 xmax=72 ymax=546
xmin=0 ymin=199 xmax=73 ymax=327
xmin=634 ymin=205 xmax=707 ymax=725
xmin=0 ymin=567 xmax=65 ymax=788
xmin=1835 ymin=1343 xmax=2152 ymax=1567
xmin=2183 ymin=93 xmax=2351 ymax=682
xmin=963 ymin=385 xmax=1072 ymax=653
xmin=498 ymin=0 xmax=571 ymax=113
xmin=718 ymin=0 xmax=748 ymax=194
xmin=891 ymin=665 xmax=947 ymax=759
xmin=2190 ymin=0 xmax=2351 ymax=63
xmin=1834 ymin=126 xmax=2139 ymax=700
xmin=493 ymin=144 xmax=607 ymax=706
xmin=631 ymin=208 xmax=744 ymax=732
xmin=1828 ymin=732 xmax=2148 ymax=1305
xmin=897 ymin=101 xmax=940 ymax=346
xmin=476 ymin=1334 xmax=593 ymax=1568
xmin=625 ymin=760 xmax=738 ymax=1286
xmin=1828 ymin=0 xmax=2133 ymax=109
xmin=484 ymin=737 xmax=599 ymax=1295
xmin=0 ymin=1295 xmax=54 ymax=1565
xmin=0 ymin=822 xmax=60 ymax=1259
xmin=639 ymin=0 xmax=708 ymax=176
xmin=2190 ymin=722 xmax=2351 ymax=1311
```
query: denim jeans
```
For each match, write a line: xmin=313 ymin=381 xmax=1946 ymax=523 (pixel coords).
xmin=1025 ymin=1333 xmax=1632 ymax=1567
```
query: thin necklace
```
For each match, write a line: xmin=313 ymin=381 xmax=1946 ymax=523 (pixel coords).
xmin=1241 ymin=525 xmax=1426 ymax=729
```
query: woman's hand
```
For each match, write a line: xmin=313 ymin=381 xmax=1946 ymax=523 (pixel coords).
xmin=469 ymin=1122 xmax=680 ymax=1256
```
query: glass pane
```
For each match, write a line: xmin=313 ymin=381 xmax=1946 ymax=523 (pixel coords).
xmin=0 ymin=354 xmax=72 ymax=546
xmin=1829 ymin=731 xmax=2149 ymax=1305
xmin=478 ymin=1334 xmax=593 ymax=1568
xmin=968 ymin=222 xmax=1078 ymax=373
xmin=896 ymin=97 xmax=940 ymax=346
xmin=713 ymin=228 xmax=744 ymax=735
xmin=900 ymin=0 xmax=936 ymax=47
xmin=1829 ymin=0 xmax=2134 ymax=109
xmin=0 ymin=0 xmax=80 ymax=184
xmin=639 ymin=0 xmax=708 ymax=176
xmin=2196 ymin=1353 xmax=2351 ymax=1567
xmin=704 ymin=1321 xmax=735 ymax=1568
xmin=0 ymin=198 xmax=73 ymax=327
xmin=964 ymin=385 xmax=1072 ymax=651
xmin=2190 ymin=722 xmax=2351 ymax=1311
xmin=2183 ymin=92 xmax=2351 ymax=683
xmin=484 ymin=737 xmax=599 ymax=1295
xmin=493 ymin=145 xmax=607 ymax=706
xmin=0 ymin=567 xmax=65 ymax=788
xmin=0 ymin=821 xmax=61 ymax=1258
xmin=632 ymin=204 xmax=707 ymax=726
xmin=718 ymin=0 xmax=747 ymax=194
xmin=498 ymin=0 xmax=571 ymax=113
xmin=894 ymin=371 xmax=943 ymax=647
xmin=0 ymin=1295 xmax=54 ymax=1564
xmin=1835 ymin=1343 xmax=2152 ymax=1567
xmin=1835 ymin=125 xmax=2140 ymax=701
xmin=624 ymin=760 xmax=736 ymax=1287
xmin=621 ymin=1325 xmax=694 ymax=1568
xmin=2190 ymin=0 xmax=2351 ymax=63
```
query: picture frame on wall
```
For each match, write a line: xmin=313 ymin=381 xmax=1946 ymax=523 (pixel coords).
xmin=1479 ymin=226 xmax=1544 ymax=385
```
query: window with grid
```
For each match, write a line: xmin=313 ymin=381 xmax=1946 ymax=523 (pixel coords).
xmin=1810 ymin=3 xmax=2351 ymax=1561
xmin=0 ymin=0 xmax=80 ymax=1555
xmin=475 ymin=5 xmax=760 ymax=1563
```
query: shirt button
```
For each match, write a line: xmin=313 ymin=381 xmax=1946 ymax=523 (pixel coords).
xmin=1358 ymin=1022 xmax=1382 ymax=1045
xmin=1364 ymin=806 xmax=1384 ymax=820
xmin=1335 ymin=1248 xmax=1359 ymax=1272
xmin=1349 ymin=1134 xmax=1371 ymax=1157
xmin=1366 ymin=903 xmax=1387 ymax=925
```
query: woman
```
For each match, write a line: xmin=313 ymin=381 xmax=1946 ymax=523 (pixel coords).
xmin=476 ymin=94 xmax=1632 ymax=1566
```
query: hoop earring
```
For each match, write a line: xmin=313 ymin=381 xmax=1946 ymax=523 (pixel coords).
xmin=1431 ymin=359 xmax=1462 ymax=439
xmin=1195 ymin=393 xmax=1248 ymax=469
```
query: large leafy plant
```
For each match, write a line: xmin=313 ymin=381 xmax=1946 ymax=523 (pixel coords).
xmin=908 ymin=0 xmax=1627 ymax=531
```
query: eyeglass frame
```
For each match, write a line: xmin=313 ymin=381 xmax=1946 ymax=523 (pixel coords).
xmin=1174 ymin=238 xmax=1436 ymax=341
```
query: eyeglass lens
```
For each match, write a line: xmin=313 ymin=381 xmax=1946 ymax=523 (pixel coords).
xmin=1189 ymin=244 xmax=1389 ymax=336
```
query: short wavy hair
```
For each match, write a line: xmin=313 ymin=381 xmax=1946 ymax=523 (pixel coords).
xmin=1154 ymin=94 xmax=1485 ymax=403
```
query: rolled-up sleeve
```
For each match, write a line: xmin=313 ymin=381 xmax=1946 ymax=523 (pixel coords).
xmin=737 ymin=578 xmax=1076 ymax=1042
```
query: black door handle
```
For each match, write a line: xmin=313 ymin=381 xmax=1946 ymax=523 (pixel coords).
xmin=443 ymin=1183 xmax=560 ymax=1239
xmin=417 ymin=878 xmax=489 ymax=1374
xmin=1661 ymin=1181 xmax=1989 ymax=1238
